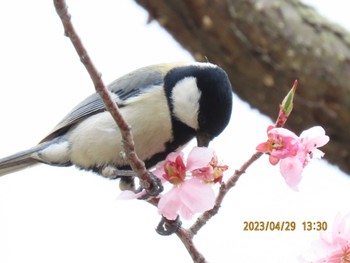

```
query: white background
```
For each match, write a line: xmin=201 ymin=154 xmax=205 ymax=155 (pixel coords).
xmin=0 ymin=1 xmax=349 ymax=262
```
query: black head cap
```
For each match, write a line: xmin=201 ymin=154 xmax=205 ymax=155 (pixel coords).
xmin=164 ymin=63 xmax=233 ymax=147
xmin=193 ymin=64 xmax=233 ymax=146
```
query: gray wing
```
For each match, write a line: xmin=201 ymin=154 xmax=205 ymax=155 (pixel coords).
xmin=40 ymin=64 xmax=175 ymax=143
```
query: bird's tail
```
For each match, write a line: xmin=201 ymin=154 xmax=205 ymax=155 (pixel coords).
xmin=0 ymin=144 xmax=47 ymax=176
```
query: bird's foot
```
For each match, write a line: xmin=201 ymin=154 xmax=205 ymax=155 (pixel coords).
xmin=101 ymin=166 xmax=136 ymax=179
xmin=100 ymin=167 xmax=163 ymax=197
xmin=138 ymin=172 xmax=163 ymax=199
xmin=156 ymin=216 xmax=182 ymax=236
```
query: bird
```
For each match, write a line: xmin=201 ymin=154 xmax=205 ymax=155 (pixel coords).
xmin=0 ymin=62 xmax=233 ymax=183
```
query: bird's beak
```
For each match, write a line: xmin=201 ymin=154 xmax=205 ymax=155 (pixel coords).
xmin=196 ymin=132 xmax=211 ymax=147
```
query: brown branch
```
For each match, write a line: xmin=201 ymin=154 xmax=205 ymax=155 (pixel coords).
xmin=53 ymin=0 xmax=159 ymax=193
xmin=176 ymin=228 xmax=207 ymax=263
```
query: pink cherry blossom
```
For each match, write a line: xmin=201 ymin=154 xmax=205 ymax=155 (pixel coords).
xmin=157 ymin=177 xmax=215 ymax=220
xmin=155 ymin=147 xmax=225 ymax=220
xmin=299 ymin=126 xmax=330 ymax=163
xmin=257 ymin=126 xmax=329 ymax=190
xmin=163 ymin=155 xmax=186 ymax=185
xmin=300 ymin=213 xmax=350 ymax=262
xmin=117 ymin=189 xmax=145 ymax=200
xmin=119 ymin=147 xmax=227 ymax=221
xmin=280 ymin=126 xmax=329 ymax=190
xmin=186 ymin=146 xmax=214 ymax=171
xmin=191 ymin=149 xmax=228 ymax=184
xmin=279 ymin=155 xmax=304 ymax=191
xmin=256 ymin=125 xmax=300 ymax=165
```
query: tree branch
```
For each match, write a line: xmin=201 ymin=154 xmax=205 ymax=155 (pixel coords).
xmin=176 ymin=228 xmax=206 ymax=263
xmin=53 ymin=0 xmax=160 ymax=194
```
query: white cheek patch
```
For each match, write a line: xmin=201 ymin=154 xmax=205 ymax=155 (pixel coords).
xmin=171 ymin=77 xmax=201 ymax=130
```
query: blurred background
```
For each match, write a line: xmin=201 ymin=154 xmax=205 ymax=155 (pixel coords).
xmin=0 ymin=1 xmax=349 ymax=262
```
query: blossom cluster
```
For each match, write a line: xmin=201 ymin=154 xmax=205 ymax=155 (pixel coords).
xmin=119 ymin=147 xmax=228 ymax=221
xmin=300 ymin=213 xmax=350 ymax=262
xmin=256 ymin=125 xmax=329 ymax=190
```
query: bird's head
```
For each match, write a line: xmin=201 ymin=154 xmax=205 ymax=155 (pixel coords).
xmin=164 ymin=62 xmax=233 ymax=147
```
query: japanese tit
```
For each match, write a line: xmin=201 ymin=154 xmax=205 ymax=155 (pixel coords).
xmin=0 ymin=62 xmax=233 ymax=178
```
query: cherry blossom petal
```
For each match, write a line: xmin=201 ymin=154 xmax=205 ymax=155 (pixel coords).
xmin=152 ymin=160 xmax=166 ymax=180
xmin=269 ymin=126 xmax=299 ymax=139
xmin=279 ymin=157 xmax=303 ymax=191
xmin=331 ymin=213 xmax=350 ymax=248
xmin=117 ymin=190 xmax=146 ymax=200
xmin=177 ymin=204 xmax=194 ymax=220
xmin=179 ymin=178 xmax=215 ymax=215
xmin=311 ymin=149 xmax=325 ymax=159
xmin=301 ymin=213 xmax=350 ymax=262
xmin=256 ymin=142 xmax=270 ymax=153
xmin=186 ymin=147 xmax=214 ymax=171
xmin=158 ymin=187 xmax=182 ymax=220
xmin=267 ymin=125 xmax=275 ymax=132
xmin=166 ymin=151 xmax=184 ymax=162
xmin=158 ymin=178 xmax=216 ymax=220
xmin=192 ymin=166 xmax=214 ymax=182
xmin=269 ymin=155 xmax=280 ymax=165
xmin=300 ymin=126 xmax=330 ymax=150
xmin=257 ymin=127 xmax=300 ymax=159
xmin=300 ymin=126 xmax=326 ymax=139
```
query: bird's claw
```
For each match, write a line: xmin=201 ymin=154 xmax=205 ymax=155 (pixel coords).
xmin=147 ymin=173 xmax=163 ymax=196
xmin=138 ymin=172 xmax=163 ymax=199
xmin=155 ymin=216 xmax=182 ymax=236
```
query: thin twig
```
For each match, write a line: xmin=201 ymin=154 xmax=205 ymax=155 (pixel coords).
xmin=53 ymin=0 xmax=157 ymax=192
